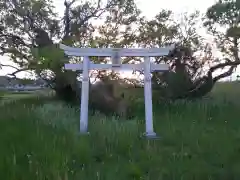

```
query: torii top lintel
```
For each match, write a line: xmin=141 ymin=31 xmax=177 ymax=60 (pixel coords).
xmin=59 ymin=44 xmax=175 ymax=57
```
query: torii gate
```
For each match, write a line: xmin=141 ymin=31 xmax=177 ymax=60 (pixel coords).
xmin=59 ymin=44 xmax=174 ymax=138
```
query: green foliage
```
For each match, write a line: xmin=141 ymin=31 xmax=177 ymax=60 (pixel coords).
xmin=17 ymin=78 xmax=34 ymax=85
xmin=53 ymin=83 xmax=80 ymax=106
xmin=33 ymin=45 xmax=65 ymax=62
xmin=205 ymin=0 xmax=240 ymax=26
xmin=158 ymin=71 xmax=193 ymax=99
xmin=204 ymin=0 xmax=240 ymax=51
xmin=0 ymin=0 xmax=59 ymax=64
xmin=226 ymin=26 xmax=240 ymax=38
xmin=31 ymin=45 xmax=65 ymax=74
xmin=202 ymin=0 xmax=240 ymax=86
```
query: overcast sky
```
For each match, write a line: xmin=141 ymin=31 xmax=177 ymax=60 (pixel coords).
xmin=54 ymin=0 xmax=216 ymax=17
xmin=2 ymin=0 xmax=237 ymax=81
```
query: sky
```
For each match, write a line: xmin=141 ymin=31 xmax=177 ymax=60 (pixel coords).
xmin=1 ymin=0 xmax=238 ymax=81
xmin=54 ymin=0 xmax=216 ymax=17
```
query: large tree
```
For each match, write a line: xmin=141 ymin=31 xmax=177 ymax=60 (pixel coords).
xmin=0 ymin=0 xmax=141 ymax=102
xmin=131 ymin=10 xmax=212 ymax=100
xmin=204 ymin=0 xmax=240 ymax=81
xmin=133 ymin=0 xmax=240 ymax=100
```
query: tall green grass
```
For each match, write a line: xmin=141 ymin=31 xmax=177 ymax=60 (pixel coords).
xmin=1 ymin=83 xmax=240 ymax=179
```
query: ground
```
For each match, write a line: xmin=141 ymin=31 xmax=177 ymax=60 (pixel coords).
xmin=1 ymin=82 xmax=240 ymax=180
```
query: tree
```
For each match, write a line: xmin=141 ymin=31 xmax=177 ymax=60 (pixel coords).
xmin=203 ymin=0 xmax=240 ymax=81
xmin=163 ymin=0 xmax=240 ymax=100
xmin=133 ymin=0 xmax=240 ymax=100
xmin=0 ymin=0 xmax=60 ymax=75
xmin=133 ymin=10 xmax=213 ymax=100
xmin=0 ymin=0 xmax=141 ymax=104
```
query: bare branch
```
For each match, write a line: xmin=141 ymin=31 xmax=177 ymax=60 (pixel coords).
xmin=96 ymin=0 xmax=102 ymax=9
xmin=209 ymin=60 xmax=240 ymax=73
xmin=0 ymin=33 xmax=32 ymax=48
xmin=0 ymin=46 xmax=29 ymax=61
xmin=0 ymin=64 xmax=30 ymax=78
xmin=69 ymin=0 xmax=77 ymax=6
xmin=0 ymin=64 xmax=20 ymax=70
xmin=6 ymin=67 xmax=30 ymax=78
xmin=63 ymin=0 xmax=73 ymax=40
xmin=213 ymin=66 xmax=235 ymax=82
xmin=78 ymin=0 xmax=115 ymax=27
xmin=208 ymin=48 xmax=240 ymax=81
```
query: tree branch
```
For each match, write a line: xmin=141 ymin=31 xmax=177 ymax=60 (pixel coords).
xmin=0 ymin=64 xmax=19 ymax=70
xmin=207 ymin=59 xmax=240 ymax=82
xmin=63 ymin=0 xmax=73 ymax=40
xmin=78 ymin=0 xmax=116 ymax=27
xmin=0 ymin=33 xmax=32 ymax=48
xmin=208 ymin=35 xmax=240 ymax=82
xmin=0 ymin=64 xmax=30 ymax=78
xmin=209 ymin=60 xmax=240 ymax=73
xmin=213 ymin=66 xmax=235 ymax=82
xmin=0 ymin=46 xmax=30 ymax=61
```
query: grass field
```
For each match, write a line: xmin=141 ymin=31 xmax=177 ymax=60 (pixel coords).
xmin=1 ymin=82 xmax=240 ymax=179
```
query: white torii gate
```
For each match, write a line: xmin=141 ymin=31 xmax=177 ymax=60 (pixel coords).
xmin=59 ymin=44 xmax=174 ymax=138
